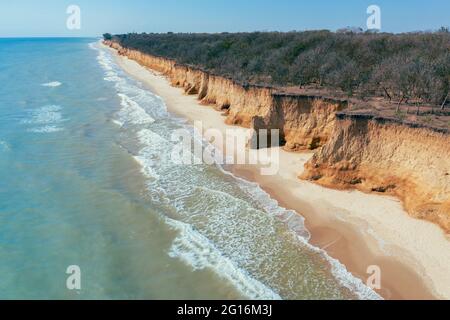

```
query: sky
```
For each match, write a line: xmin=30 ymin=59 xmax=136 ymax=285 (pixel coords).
xmin=0 ymin=0 xmax=449 ymax=37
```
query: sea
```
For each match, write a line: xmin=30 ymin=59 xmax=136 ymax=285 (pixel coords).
xmin=0 ymin=38 xmax=380 ymax=299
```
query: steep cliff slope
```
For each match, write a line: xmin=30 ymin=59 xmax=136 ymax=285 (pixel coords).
xmin=302 ymin=114 xmax=450 ymax=232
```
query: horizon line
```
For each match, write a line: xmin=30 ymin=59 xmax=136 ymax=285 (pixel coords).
xmin=1 ymin=26 xmax=449 ymax=39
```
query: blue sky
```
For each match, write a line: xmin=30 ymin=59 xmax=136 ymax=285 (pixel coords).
xmin=0 ymin=0 xmax=449 ymax=37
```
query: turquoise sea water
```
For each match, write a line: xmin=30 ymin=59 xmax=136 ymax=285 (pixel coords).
xmin=0 ymin=38 xmax=379 ymax=299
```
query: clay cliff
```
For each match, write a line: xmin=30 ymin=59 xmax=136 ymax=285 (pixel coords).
xmin=302 ymin=114 xmax=450 ymax=232
xmin=105 ymin=40 xmax=450 ymax=233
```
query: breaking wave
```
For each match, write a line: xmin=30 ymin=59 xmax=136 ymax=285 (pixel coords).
xmin=41 ymin=81 xmax=62 ymax=87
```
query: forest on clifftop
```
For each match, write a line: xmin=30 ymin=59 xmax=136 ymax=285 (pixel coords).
xmin=105 ymin=30 xmax=450 ymax=108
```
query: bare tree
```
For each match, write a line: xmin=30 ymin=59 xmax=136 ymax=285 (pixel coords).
xmin=441 ymin=93 xmax=448 ymax=110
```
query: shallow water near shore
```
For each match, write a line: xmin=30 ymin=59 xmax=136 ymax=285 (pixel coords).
xmin=0 ymin=38 xmax=379 ymax=299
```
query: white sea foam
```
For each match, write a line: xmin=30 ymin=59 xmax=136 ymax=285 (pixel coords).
xmin=0 ymin=140 xmax=10 ymax=151
xmin=117 ymin=93 xmax=155 ymax=125
xmin=91 ymin=42 xmax=168 ymax=116
xmin=105 ymin=75 xmax=122 ymax=82
xmin=309 ymin=243 xmax=382 ymax=300
xmin=112 ymin=119 xmax=124 ymax=127
xmin=90 ymin=42 xmax=116 ymax=72
xmin=90 ymin=44 xmax=117 ymax=84
xmin=41 ymin=81 xmax=62 ymax=87
xmin=93 ymin=45 xmax=115 ymax=73
xmin=137 ymin=128 xmax=168 ymax=146
xmin=21 ymin=105 xmax=64 ymax=125
xmin=91 ymin=42 xmax=167 ymax=128
xmin=116 ymin=82 xmax=168 ymax=120
xmin=27 ymin=125 xmax=63 ymax=133
xmin=88 ymin=42 xmax=97 ymax=50
xmin=166 ymin=218 xmax=282 ymax=300
xmin=219 ymin=166 xmax=311 ymax=240
xmin=21 ymin=105 xmax=66 ymax=133
xmin=134 ymin=155 xmax=160 ymax=180
xmin=133 ymin=129 xmax=173 ymax=180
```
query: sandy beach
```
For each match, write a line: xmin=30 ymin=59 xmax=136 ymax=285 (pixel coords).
xmin=104 ymin=43 xmax=450 ymax=300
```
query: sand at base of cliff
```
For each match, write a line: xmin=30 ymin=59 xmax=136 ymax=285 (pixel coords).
xmin=105 ymin=43 xmax=450 ymax=300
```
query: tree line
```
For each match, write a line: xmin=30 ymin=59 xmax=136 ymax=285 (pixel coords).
xmin=104 ymin=30 xmax=450 ymax=107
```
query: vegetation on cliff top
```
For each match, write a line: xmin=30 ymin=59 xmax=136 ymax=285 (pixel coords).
xmin=105 ymin=31 xmax=450 ymax=108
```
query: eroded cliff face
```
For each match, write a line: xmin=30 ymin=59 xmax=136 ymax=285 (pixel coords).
xmin=270 ymin=95 xmax=346 ymax=150
xmin=105 ymin=40 xmax=450 ymax=233
xmin=301 ymin=114 xmax=450 ymax=232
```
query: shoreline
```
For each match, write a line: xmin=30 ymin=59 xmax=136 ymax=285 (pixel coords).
xmin=103 ymin=43 xmax=450 ymax=300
